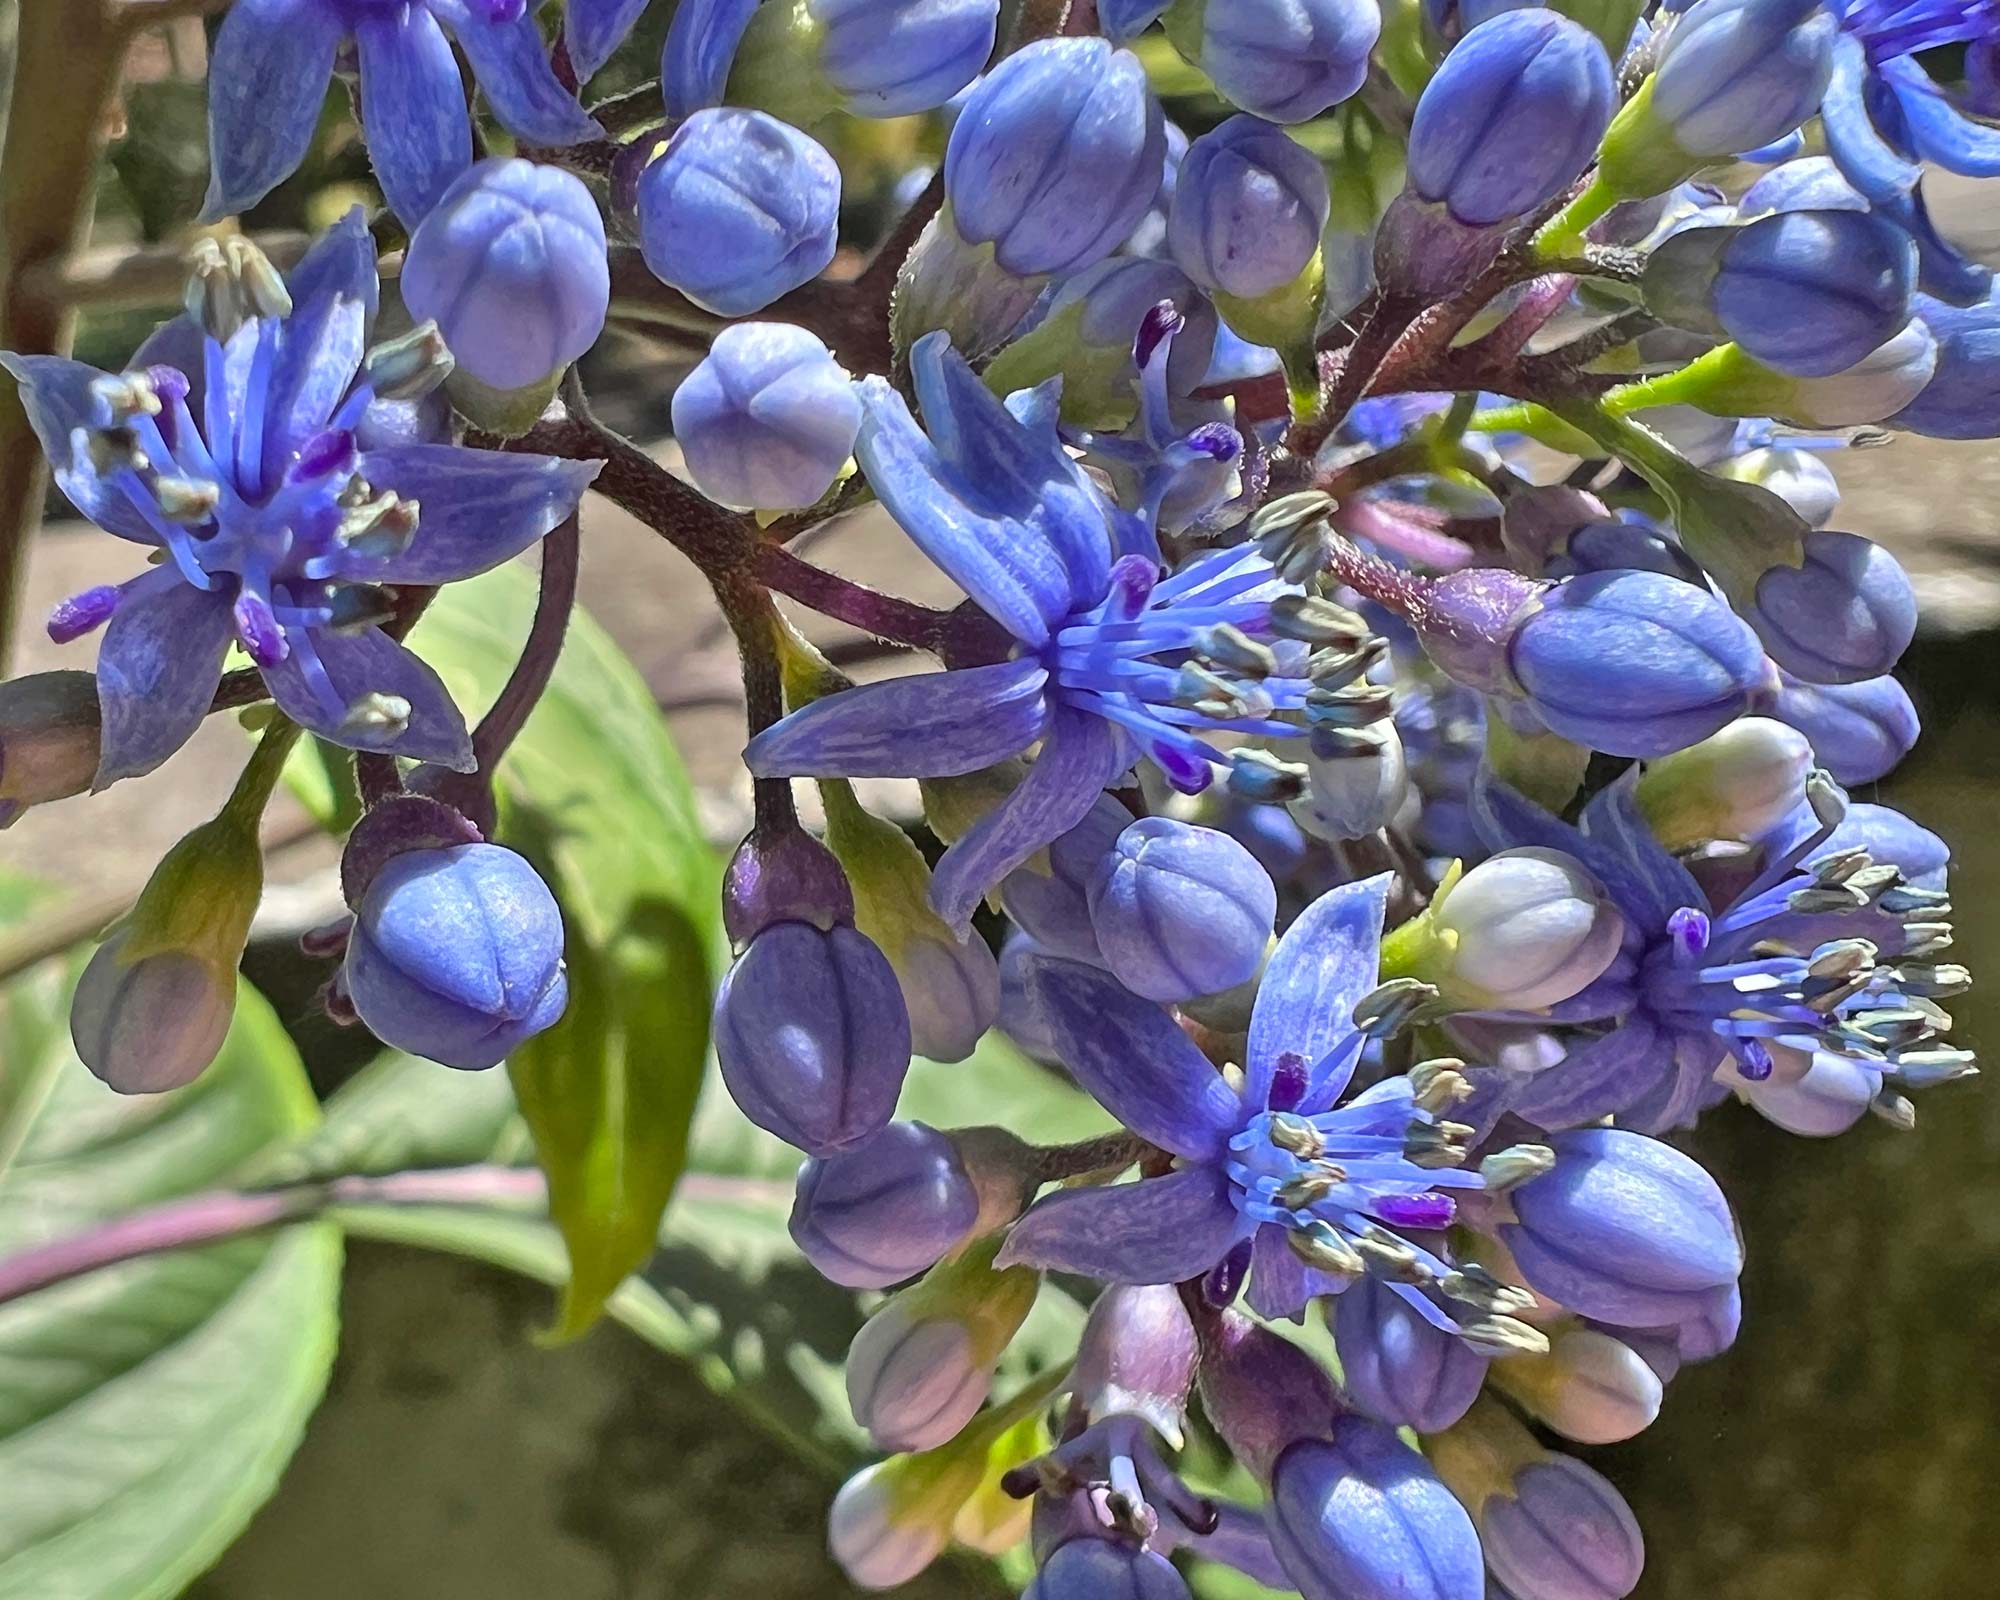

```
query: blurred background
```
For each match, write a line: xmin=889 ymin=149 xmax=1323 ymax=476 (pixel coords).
xmin=1 ymin=4 xmax=1997 ymax=1597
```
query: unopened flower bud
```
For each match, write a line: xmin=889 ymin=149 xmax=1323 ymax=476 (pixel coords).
xmin=1288 ymin=722 xmax=1411 ymax=842
xmin=343 ymin=842 xmax=569 ymax=1071
xmin=1086 ymin=816 xmax=1277 ymax=1002
xmin=734 ymin=0 xmax=998 ymax=121
xmin=1000 ymin=795 xmax=1130 ymax=962
xmin=1333 ymin=1275 xmax=1490 ymax=1434
xmin=1073 ymin=1284 xmax=1201 ymax=1447
xmin=829 ymin=1458 xmax=965 ymax=1589
xmin=791 ymin=1121 xmax=982 ymax=1289
xmin=0 ymin=669 xmax=101 ymax=826
xmin=1747 ymin=528 xmax=1916 ymax=684
xmin=846 ymin=1237 xmax=1039 ymax=1451
xmin=1168 ymin=115 xmax=1329 ymax=301
xmin=1488 ymin=1327 xmax=1665 ymax=1445
xmin=1636 ymin=716 xmax=1814 ymax=848
xmin=671 ymin=323 xmax=861 ymax=511
xmin=1029 ymin=1539 xmax=1191 ymax=1600
xmin=1405 ymin=849 xmax=1625 ymax=1011
xmin=1161 ymin=0 xmax=1380 ymax=123
xmin=1197 ymin=1311 xmax=1340 ymax=1482
xmin=1715 ymin=445 xmax=1841 ymax=528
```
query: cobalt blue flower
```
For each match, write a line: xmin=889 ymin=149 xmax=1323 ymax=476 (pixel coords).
xmin=1168 ymin=115 xmax=1330 ymax=300
xmin=1161 ymin=0 xmax=1382 ymax=123
xmin=1 ymin=217 xmax=597 ymax=786
xmin=744 ymin=332 xmax=1304 ymax=931
xmin=1747 ymin=527 xmax=1917 ymax=682
xmin=1086 ymin=815 xmax=1277 ymax=1001
xmin=1647 ymin=0 xmax=1838 ymax=161
xmin=637 ymin=109 xmax=842 ymax=316
xmin=343 ymin=841 xmax=569 ymax=1070
xmin=790 ymin=1121 xmax=982 ymax=1288
xmin=1759 ymin=669 xmax=1920 ymax=784
xmin=1893 ymin=284 xmax=2000 ymax=438
xmin=1406 ymin=11 xmax=1616 ymax=227
xmin=401 ymin=158 xmax=610 ymax=391
xmin=995 ymin=875 xmax=1522 ymax=1344
xmin=204 ymin=0 xmax=598 ymax=226
xmin=944 ymin=37 xmax=1167 ymax=277
xmin=670 ymin=323 xmax=862 ymax=511
xmin=1822 ymin=0 xmax=2000 ymax=204
xmin=1467 ymin=766 xmax=1965 ymax=1134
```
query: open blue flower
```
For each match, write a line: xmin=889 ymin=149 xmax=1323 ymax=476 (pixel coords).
xmin=204 ymin=0 xmax=599 ymax=226
xmin=1823 ymin=1 xmax=2000 ymax=205
xmin=992 ymin=875 xmax=1500 ymax=1339
xmin=744 ymin=331 xmax=1303 ymax=930
xmin=1466 ymin=765 xmax=1965 ymax=1134
xmin=1 ymin=213 xmax=597 ymax=788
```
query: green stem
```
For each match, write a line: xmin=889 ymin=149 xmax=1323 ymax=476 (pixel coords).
xmin=219 ymin=718 xmax=305 ymax=833
xmin=1533 ymin=176 xmax=1620 ymax=262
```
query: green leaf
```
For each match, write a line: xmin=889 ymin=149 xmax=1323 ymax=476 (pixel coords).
xmin=0 ymin=973 xmax=340 ymax=1600
xmin=409 ymin=562 xmax=721 ymax=1340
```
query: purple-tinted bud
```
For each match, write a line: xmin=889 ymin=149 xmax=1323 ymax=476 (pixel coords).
xmin=944 ymin=38 xmax=1166 ymax=277
xmin=1737 ymin=155 xmax=1868 ymax=218
xmin=1413 ymin=566 xmax=1546 ymax=698
xmin=1648 ymin=0 xmax=1837 ymax=160
xmin=1761 ymin=671 xmax=1918 ymax=785
xmin=1407 ymin=12 xmax=1615 ymax=227
xmin=1748 ymin=528 xmax=1916 ymax=684
xmin=790 ymin=1120 xmax=980 ymax=1288
xmin=999 ymin=795 xmax=1130 ymax=961
xmin=1028 ymin=1540 xmax=1191 ymax=1600
xmin=1168 ymin=115 xmax=1330 ymax=300
xmin=814 ymin=0 xmax=999 ymax=117
xmin=72 ymin=930 xmax=237 ymax=1096
xmin=1490 ymin=1327 xmax=1664 ymax=1445
xmin=1086 ymin=816 xmax=1276 ymax=1001
xmin=1268 ymin=1420 xmax=1486 ymax=1600
xmin=343 ymin=843 xmax=568 ymax=1071
xmin=1504 ymin=1128 xmax=1742 ymax=1329
xmin=637 ymin=109 xmax=841 ymax=316
xmin=1197 ymin=1312 xmax=1340 ymax=1481
xmin=722 ymin=828 xmax=855 ymax=944
xmin=1671 ymin=1281 xmax=1741 ymax=1361
xmin=1333 ymin=1275 xmax=1489 ymax=1434
xmin=713 ymin=921 xmax=912 ymax=1155
xmin=1500 ymin=485 xmax=1611 ymax=576
xmin=400 ymin=158 xmax=608 ymax=391
xmin=671 ymin=323 xmax=861 ymax=511
xmin=1074 ymin=1284 xmax=1201 ymax=1443
xmin=1162 ymin=0 xmax=1381 ymax=123
xmin=1892 ymin=286 xmax=2000 ymax=440
xmin=1551 ymin=519 xmax=1708 ymax=586
xmin=1481 ymin=1456 xmax=1645 ymax=1600
xmin=1506 ymin=570 xmax=1772 ymax=758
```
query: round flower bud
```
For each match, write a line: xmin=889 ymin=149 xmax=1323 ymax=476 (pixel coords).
xmin=1507 ymin=569 xmax=1772 ymax=758
xmin=344 ymin=843 xmax=569 ymax=1072
xmin=1481 ymin=1455 xmax=1645 ymax=1600
xmin=1333 ymin=1275 xmax=1490 ymax=1435
xmin=1429 ymin=848 xmax=1625 ymax=1011
xmin=637 ymin=108 xmax=841 ymax=316
xmin=1028 ymin=1539 xmax=1191 ymax=1600
xmin=1748 ymin=528 xmax=1917 ymax=684
xmin=1648 ymin=0 xmax=1837 ymax=161
xmin=0 ymin=669 xmax=100 ymax=826
xmin=1086 ymin=816 xmax=1278 ymax=1001
xmin=829 ymin=1462 xmax=952 ymax=1588
xmin=1635 ymin=716 xmax=1815 ymax=849
xmin=1760 ymin=672 xmax=1918 ymax=786
xmin=1289 ymin=722 xmax=1411 ymax=842
xmin=999 ymin=795 xmax=1130 ymax=962
xmin=714 ymin=921 xmax=911 ymax=1155
xmin=1504 ymin=1128 xmax=1742 ymax=1329
xmin=1162 ymin=0 xmax=1382 ymax=124
xmin=671 ymin=323 xmax=861 ymax=511
xmin=400 ymin=158 xmax=609 ymax=391
xmin=814 ymin=0 xmax=999 ymax=117
xmin=1407 ymin=12 xmax=1615 ymax=227
xmin=1892 ymin=285 xmax=2000 ymax=440
xmin=72 ymin=929 xmax=237 ymax=1096
xmin=1715 ymin=445 xmax=1841 ymax=528
xmin=1268 ymin=1420 xmax=1486 ymax=1600
xmin=1489 ymin=1327 xmax=1664 ymax=1445
xmin=790 ymin=1121 xmax=980 ymax=1288
xmin=944 ymin=37 xmax=1166 ymax=278
xmin=896 ymin=927 xmax=1001 ymax=1064
xmin=1168 ymin=115 xmax=1330 ymax=300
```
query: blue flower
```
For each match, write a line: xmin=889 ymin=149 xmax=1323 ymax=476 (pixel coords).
xmin=993 ymin=875 xmax=1503 ymax=1334
xmin=1824 ymin=0 xmax=2000 ymax=204
xmin=204 ymin=0 xmax=599 ymax=226
xmin=744 ymin=332 xmax=1294 ymax=930
xmin=1467 ymin=766 xmax=1966 ymax=1134
xmin=1 ymin=215 xmax=597 ymax=786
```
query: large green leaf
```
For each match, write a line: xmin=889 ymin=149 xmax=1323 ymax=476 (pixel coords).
xmin=411 ymin=560 xmax=721 ymax=1338
xmin=0 ymin=970 xmax=340 ymax=1600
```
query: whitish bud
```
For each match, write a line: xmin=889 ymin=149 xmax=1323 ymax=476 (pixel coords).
xmin=1637 ymin=716 xmax=1815 ymax=848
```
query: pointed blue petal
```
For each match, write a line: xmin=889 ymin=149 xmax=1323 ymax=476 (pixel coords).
xmin=1244 ymin=1222 xmax=1344 ymax=1321
xmin=200 ymin=0 xmax=342 ymax=220
xmin=92 ymin=568 xmax=233 ymax=786
xmin=356 ymin=8 xmax=473 ymax=226
xmin=1578 ymin=774 xmax=1703 ymax=926
xmin=566 ymin=0 xmax=652 ymax=80
xmin=1822 ymin=36 xmax=1922 ymax=202
xmin=432 ymin=0 xmax=601 ymax=145
xmin=996 ymin=1166 xmax=1246 ymax=1283
xmin=745 ymin=659 xmax=1049 ymax=780
xmin=352 ymin=447 xmax=598 ymax=582
xmin=1245 ymin=872 xmax=1390 ymax=1111
xmin=661 ymin=0 xmax=764 ymax=118
xmin=1511 ymin=1016 xmax=1671 ymax=1132
xmin=262 ymin=624 xmax=474 ymax=769
xmin=0 ymin=354 xmax=157 ymax=543
xmin=929 ymin=705 xmax=1127 ymax=930
xmin=1015 ymin=947 xmax=1239 ymax=1159
xmin=1881 ymin=57 xmax=2000 ymax=178
xmin=262 ymin=210 xmax=378 ymax=480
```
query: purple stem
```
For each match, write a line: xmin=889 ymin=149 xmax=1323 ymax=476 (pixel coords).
xmin=473 ymin=512 xmax=579 ymax=771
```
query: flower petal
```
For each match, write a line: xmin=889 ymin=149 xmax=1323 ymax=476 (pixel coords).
xmin=1473 ymin=766 xmax=1691 ymax=929
xmin=745 ymin=659 xmax=1049 ymax=780
xmin=1244 ymin=1222 xmax=1344 ymax=1321
xmin=352 ymin=447 xmax=600 ymax=582
xmin=1577 ymin=774 xmax=1702 ymax=926
xmin=200 ymin=0 xmax=342 ymax=220
xmin=262 ymin=208 xmax=379 ymax=479
xmin=355 ymin=7 xmax=473 ymax=226
xmin=566 ymin=0 xmax=653 ymax=80
xmin=1881 ymin=57 xmax=2000 ymax=179
xmin=261 ymin=624 xmax=473 ymax=769
xmin=92 ymin=568 xmax=233 ymax=787
xmin=660 ymin=0 xmax=764 ymax=117
xmin=1511 ymin=1016 xmax=1672 ymax=1133
xmin=1821 ymin=35 xmax=1922 ymax=203
xmin=0 ymin=354 xmax=156 ymax=543
xmin=995 ymin=1166 xmax=1246 ymax=1283
xmin=1245 ymin=872 xmax=1390 ymax=1111
xmin=929 ymin=706 xmax=1127 ymax=931
xmin=431 ymin=0 xmax=601 ymax=146
xmin=1015 ymin=947 xmax=1240 ymax=1160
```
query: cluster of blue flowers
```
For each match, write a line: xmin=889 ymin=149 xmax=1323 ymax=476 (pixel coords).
xmin=2 ymin=0 xmax=1992 ymax=1594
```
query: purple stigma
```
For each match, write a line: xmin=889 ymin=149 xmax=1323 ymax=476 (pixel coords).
xmin=1269 ymin=1050 xmax=1311 ymax=1111
xmin=49 ymin=585 xmax=121 ymax=645
xmin=294 ymin=426 xmax=357 ymax=482
xmin=1371 ymin=1191 xmax=1457 ymax=1231
xmin=144 ymin=364 xmax=191 ymax=407
xmin=1134 ymin=300 xmax=1183 ymax=370
xmin=1185 ymin=422 xmax=1242 ymax=462
xmin=1668 ymin=906 xmax=1712 ymax=960
xmin=1738 ymin=1038 xmax=1776 ymax=1081
xmin=233 ymin=592 xmax=287 ymax=667
xmin=1105 ymin=551 xmax=1159 ymax=619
